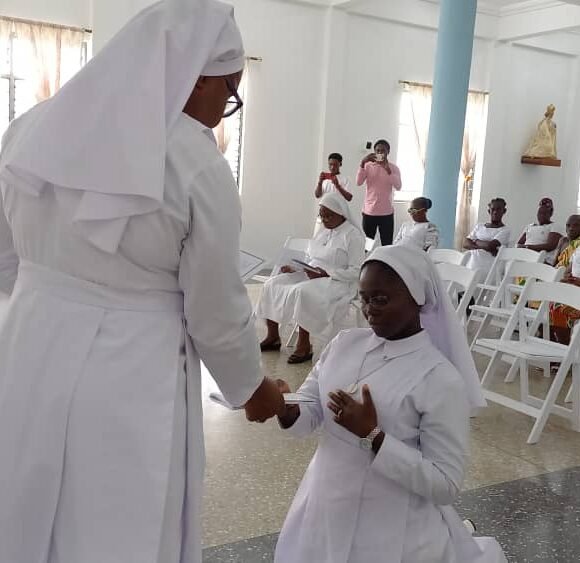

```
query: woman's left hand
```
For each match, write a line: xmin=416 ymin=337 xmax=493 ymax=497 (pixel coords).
xmin=306 ymin=267 xmax=329 ymax=280
xmin=328 ymin=385 xmax=377 ymax=438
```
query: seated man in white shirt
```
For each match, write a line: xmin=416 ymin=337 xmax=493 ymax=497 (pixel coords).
xmin=463 ymin=197 xmax=511 ymax=276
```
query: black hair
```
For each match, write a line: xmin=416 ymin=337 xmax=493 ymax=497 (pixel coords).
xmin=328 ymin=152 xmax=343 ymax=164
xmin=489 ymin=197 xmax=507 ymax=208
xmin=413 ymin=197 xmax=432 ymax=210
xmin=374 ymin=139 xmax=391 ymax=152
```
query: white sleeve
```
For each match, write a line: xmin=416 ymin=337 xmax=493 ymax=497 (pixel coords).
xmin=178 ymin=160 xmax=262 ymax=408
xmin=327 ymin=230 xmax=365 ymax=283
xmin=550 ymin=224 xmax=564 ymax=235
xmin=494 ymin=226 xmax=512 ymax=246
xmin=0 ymin=193 xmax=18 ymax=295
xmin=283 ymin=335 xmax=339 ymax=437
xmin=467 ymin=224 xmax=480 ymax=240
xmin=370 ymin=366 xmax=469 ymax=506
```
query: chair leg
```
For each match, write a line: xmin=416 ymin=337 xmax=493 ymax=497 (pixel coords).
xmin=504 ymin=358 xmax=519 ymax=383
xmin=481 ymin=351 xmax=502 ymax=388
xmin=519 ymin=358 xmax=529 ymax=404
xmin=286 ymin=324 xmax=298 ymax=348
xmin=570 ymin=364 xmax=580 ymax=432
xmin=469 ymin=314 xmax=491 ymax=350
xmin=527 ymin=360 xmax=573 ymax=444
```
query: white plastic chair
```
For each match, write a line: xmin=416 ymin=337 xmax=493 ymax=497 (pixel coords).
xmin=470 ymin=261 xmax=563 ymax=350
xmin=365 ymin=237 xmax=378 ymax=253
xmin=428 ymin=248 xmax=468 ymax=266
xmin=476 ymin=280 xmax=580 ymax=444
xmin=435 ymin=263 xmax=479 ymax=327
xmin=272 ymin=236 xmax=310 ymax=277
xmin=468 ymin=247 xmax=545 ymax=329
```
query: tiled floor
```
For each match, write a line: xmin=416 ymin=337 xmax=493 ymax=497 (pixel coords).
xmin=198 ymin=285 xmax=580 ymax=560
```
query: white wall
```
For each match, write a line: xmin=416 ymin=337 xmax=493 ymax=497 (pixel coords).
xmin=0 ymin=0 xmax=91 ymax=27
xmin=231 ymin=0 xmax=327 ymax=259
xmin=479 ymin=40 xmax=580 ymax=241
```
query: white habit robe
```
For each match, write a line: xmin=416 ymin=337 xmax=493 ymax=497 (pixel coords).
xmin=275 ymin=329 xmax=506 ymax=563
xmin=0 ymin=113 xmax=263 ymax=563
xmin=256 ymin=222 xmax=365 ymax=337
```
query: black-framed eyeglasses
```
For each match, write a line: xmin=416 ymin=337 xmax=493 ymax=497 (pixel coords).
xmin=223 ymin=78 xmax=244 ymax=118
xmin=359 ymin=295 xmax=390 ymax=309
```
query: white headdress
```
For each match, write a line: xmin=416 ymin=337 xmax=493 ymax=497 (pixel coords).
xmin=319 ymin=192 xmax=363 ymax=233
xmin=0 ymin=0 xmax=244 ymax=253
xmin=364 ymin=245 xmax=486 ymax=408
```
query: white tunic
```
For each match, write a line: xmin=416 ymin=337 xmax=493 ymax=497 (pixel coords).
xmin=0 ymin=113 xmax=263 ymax=563
xmin=275 ymin=329 xmax=506 ymax=563
xmin=256 ymin=222 xmax=365 ymax=337
xmin=465 ymin=223 xmax=511 ymax=273
xmin=393 ymin=221 xmax=439 ymax=251
xmin=521 ymin=222 xmax=562 ymax=265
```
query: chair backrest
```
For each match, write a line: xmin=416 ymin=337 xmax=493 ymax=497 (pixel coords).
xmin=497 ymin=278 xmax=578 ymax=344
xmin=365 ymin=237 xmax=377 ymax=253
xmin=271 ymin=236 xmax=310 ymax=276
xmin=506 ymin=260 xmax=564 ymax=284
xmin=428 ymin=248 xmax=468 ymax=266
xmin=435 ymin=263 xmax=479 ymax=325
xmin=483 ymin=258 xmax=562 ymax=311
xmin=525 ymin=281 xmax=580 ymax=313
xmin=482 ymin=246 xmax=546 ymax=293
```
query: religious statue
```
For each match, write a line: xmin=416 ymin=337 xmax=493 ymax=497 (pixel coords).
xmin=523 ymin=104 xmax=558 ymax=160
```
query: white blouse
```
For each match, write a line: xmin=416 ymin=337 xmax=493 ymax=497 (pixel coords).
xmin=394 ymin=221 xmax=439 ymax=251
xmin=465 ymin=223 xmax=511 ymax=272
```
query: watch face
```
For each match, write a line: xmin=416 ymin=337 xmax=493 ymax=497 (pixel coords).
xmin=360 ymin=438 xmax=372 ymax=451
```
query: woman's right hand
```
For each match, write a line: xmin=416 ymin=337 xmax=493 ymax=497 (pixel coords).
xmin=280 ymin=265 xmax=295 ymax=274
xmin=360 ymin=153 xmax=376 ymax=167
xmin=276 ymin=379 xmax=301 ymax=427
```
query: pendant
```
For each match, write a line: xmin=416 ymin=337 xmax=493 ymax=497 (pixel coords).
xmin=346 ymin=382 xmax=359 ymax=395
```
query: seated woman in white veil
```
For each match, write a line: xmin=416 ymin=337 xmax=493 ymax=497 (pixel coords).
xmin=256 ymin=192 xmax=365 ymax=364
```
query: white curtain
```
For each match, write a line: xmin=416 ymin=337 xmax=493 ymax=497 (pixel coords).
xmin=12 ymin=21 xmax=86 ymax=103
xmin=455 ymin=92 xmax=488 ymax=249
xmin=406 ymin=83 xmax=488 ymax=249
xmin=213 ymin=61 xmax=248 ymax=154
xmin=407 ymin=84 xmax=432 ymax=170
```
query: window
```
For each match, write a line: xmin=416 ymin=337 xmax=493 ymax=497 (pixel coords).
xmin=223 ymin=107 xmax=243 ymax=186
xmin=213 ymin=78 xmax=245 ymax=187
xmin=0 ymin=18 xmax=90 ymax=136
xmin=395 ymin=87 xmax=489 ymax=206
xmin=395 ymin=91 xmax=425 ymax=201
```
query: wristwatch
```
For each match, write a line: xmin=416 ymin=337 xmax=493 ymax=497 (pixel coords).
xmin=360 ymin=426 xmax=382 ymax=451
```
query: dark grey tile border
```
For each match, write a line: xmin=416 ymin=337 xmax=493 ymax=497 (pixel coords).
xmin=203 ymin=466 xmax=580 ymax=562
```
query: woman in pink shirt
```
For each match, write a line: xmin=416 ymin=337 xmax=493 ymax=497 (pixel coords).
xmin=357 ymin=139 xmax=402 ymax=245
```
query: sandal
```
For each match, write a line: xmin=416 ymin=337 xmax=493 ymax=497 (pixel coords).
xmin=287 ymin=351 xmax=313 ymax=364
xmin=260 ymin=339 xmax=281 ymax=352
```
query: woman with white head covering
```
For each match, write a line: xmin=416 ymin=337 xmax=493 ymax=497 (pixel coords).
xmin=256 ymin=191 xmax=365 ymax=363
xmin=0 ymin=1 xmax=285 ymax=562
xmin=274 ymin=245 xmax=505 ymax=563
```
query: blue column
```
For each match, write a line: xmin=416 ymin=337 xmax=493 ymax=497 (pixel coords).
xmin=423 ymin=0 xmax=477 ymax=249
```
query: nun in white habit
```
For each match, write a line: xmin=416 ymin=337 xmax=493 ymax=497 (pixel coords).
xmin=275 ymin=245 xmax=506 ymax=563
xmin=256 ymin=192 xmax=365 ymax=363
xmin=0 ymin=1 xmax=285 ymax=562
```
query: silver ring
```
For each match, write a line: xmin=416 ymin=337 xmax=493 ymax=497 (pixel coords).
xmin=337 ymin=409 xmax=343 ymax=418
